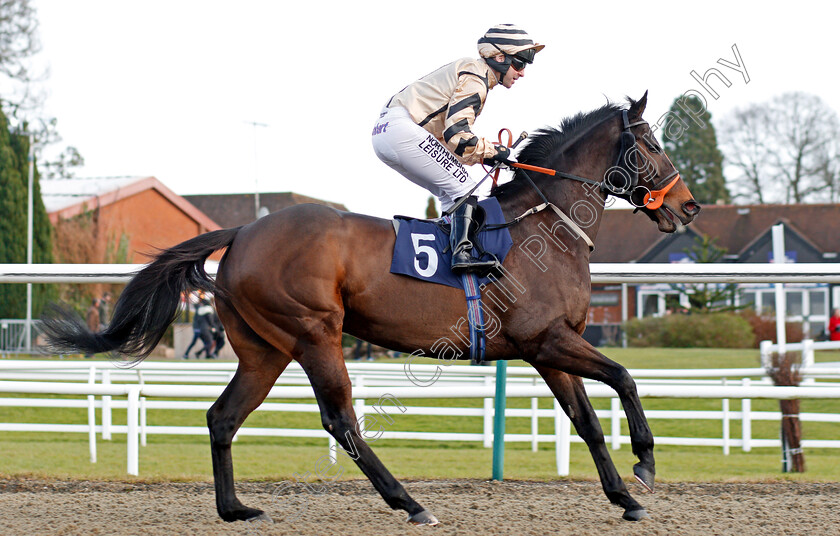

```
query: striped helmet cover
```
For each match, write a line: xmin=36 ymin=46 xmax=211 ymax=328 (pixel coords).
xmin=477 ymin=23 xmax=545 ymax=58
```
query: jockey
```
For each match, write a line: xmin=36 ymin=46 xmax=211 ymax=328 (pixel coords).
xmin=372 ymin=24 xmax=544 ymax=274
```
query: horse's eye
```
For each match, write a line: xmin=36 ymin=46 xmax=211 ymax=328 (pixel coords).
xmin=646 ymin=142 xmax=662 ymax=154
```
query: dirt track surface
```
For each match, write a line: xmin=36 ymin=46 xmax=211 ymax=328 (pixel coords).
xmin=1 ymin=478 xmax=839 ymax=536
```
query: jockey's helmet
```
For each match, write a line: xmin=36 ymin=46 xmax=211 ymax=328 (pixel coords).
xmin=477 ymin=24 xmax=544 ymax=78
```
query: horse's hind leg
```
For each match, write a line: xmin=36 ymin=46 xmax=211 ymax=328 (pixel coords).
xmin=207 ymin=300 xmax=292 ymax=522
xmin=533 ymin=365 xmax=648 ymax=521
xmin=297 ymin=345 xmax=438 ymax=525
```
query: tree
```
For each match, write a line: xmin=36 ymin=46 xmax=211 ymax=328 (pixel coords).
xmin=719 ymin=92 xmax=840 ymax=204
xmin=669 ymin=235 xmax=738 ymax=313
xmin=0 ymin=106 xmax=54 ymax=319
xmin=0 ymin=1 xmax=84 ymax=178
xmin=425 ymin=196 xmax=438 ymax=219
xmin=40 ymin=145 xmax=84 ymax=179
xmin=661 ymin=95 xmax=729 ymax=204
xmin=0 ymin=0 xmax=42 ymax=116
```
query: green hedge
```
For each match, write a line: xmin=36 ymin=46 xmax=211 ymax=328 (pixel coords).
xmin=624 ymin=312 xmax=754 ymax=348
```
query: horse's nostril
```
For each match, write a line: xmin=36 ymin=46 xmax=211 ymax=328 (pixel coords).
xmin=683 ymin=201 xmax=701 ymax=216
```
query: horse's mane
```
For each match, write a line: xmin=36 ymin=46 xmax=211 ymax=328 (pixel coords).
xmin=490 ymin=100 xmax=627 ymax=198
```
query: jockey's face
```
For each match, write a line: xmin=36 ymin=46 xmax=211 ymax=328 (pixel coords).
xmin=495 ymin=54 xmax=523 ymax=89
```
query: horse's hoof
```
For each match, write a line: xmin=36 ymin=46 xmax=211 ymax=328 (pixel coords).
xmin=246 ymin=511 xmax=273 ymax=524
xmin=633 ymin=463 xmax=655 ymax=493
xmin=623 ymin=508 xmax=648 ymax=521
xmin=220 ymin=507 xmax=268 ymax=523
xmin=407 ymin=509 xmax=440 ymax=526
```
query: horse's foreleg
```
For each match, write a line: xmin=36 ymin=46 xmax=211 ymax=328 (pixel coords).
xmin=298 ymin=353 xmax=437 ymax=525
xmin=532 ymin=365 xmax=648 ymax=521
xmin=528 ymin=320 xmax=655 ymax=493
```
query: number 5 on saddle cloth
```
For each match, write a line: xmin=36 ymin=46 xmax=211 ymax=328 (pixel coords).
xmin=390 ymin=198 xmax=514 ymax=363
xmin=390 ymin=197 xmax=513 ymax=288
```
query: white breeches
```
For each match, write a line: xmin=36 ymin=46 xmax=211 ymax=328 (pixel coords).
xmin=372 ymin=106 xmax=476 ymax=212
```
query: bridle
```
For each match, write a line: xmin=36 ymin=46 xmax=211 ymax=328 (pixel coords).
xmin=510 ymin=109 xmax=682 ymax=211
xmin=481 ymin=109 xmax=683 ymax=252
xmin=618 ymin=110 xmax=681 ymax=211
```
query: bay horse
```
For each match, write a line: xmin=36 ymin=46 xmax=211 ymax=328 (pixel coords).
xmin=42 ymin=92 xmax=700 ymax=524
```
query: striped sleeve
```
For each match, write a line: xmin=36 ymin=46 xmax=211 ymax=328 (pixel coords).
xmin=442 ymin=71 xmax=497 ymax=165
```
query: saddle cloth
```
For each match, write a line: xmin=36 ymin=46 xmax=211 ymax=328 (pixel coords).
xmin=390 ymin=198 xmax=514 ymax=289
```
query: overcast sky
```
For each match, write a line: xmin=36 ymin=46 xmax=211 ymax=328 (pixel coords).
xmin=30 ymin=0 xmax=840 ymax=219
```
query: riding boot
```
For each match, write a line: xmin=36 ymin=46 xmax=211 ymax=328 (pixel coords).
xmin=450 ymin=197 xmax=498 ymax=276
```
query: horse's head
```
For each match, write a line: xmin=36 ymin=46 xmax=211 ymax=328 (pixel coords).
xmin=496 ymin=94 xmax=701 ymax=233
xmin=611 ymin=91 xmax=701 ymax=232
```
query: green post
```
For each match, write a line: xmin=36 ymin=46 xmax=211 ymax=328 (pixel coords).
xmin=492 ymin=360 xmax=508 ymax=480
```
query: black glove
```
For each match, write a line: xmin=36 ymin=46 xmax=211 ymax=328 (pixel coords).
xmin=483 ymin=145 xmax=513 ymax=167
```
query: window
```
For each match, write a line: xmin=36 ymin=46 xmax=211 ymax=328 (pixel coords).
xmin=807 ymin=323 xmax=824 ymax=338
xmin=810 ymin=290 xmax=826 ymax=317
xmin=739 ymin=291 xmax=756 ymax=309
xmin=590 ymin=292 xmax=620 ymax=306
xmin=642 ymin=294 xmax=659 ymax=317
xmin=760 ymin=291 xmax=776 ymax=314
xmin=786 ymin=292 xmax=803 ymax=317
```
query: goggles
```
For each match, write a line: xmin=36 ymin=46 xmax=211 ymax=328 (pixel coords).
xmin=509 ymin=48 xmax=536 ymax=71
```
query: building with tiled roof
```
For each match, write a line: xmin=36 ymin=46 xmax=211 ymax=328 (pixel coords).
xmin=182 ymin=192 xmax=348 ymax=229
xmin=592 ymin=204 xmax=840 ymax=264
xmin=42 ymin=176 xmax=221 ymax=263
xmin=586 ymin=204 xmax=840 ymax=346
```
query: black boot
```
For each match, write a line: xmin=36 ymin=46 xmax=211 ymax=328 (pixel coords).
xmin=450 ymin=197 xmax=498 ymax=276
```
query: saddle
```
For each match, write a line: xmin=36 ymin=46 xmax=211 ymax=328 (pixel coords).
xmin=389 ymin=198 xmax=513 ymax=290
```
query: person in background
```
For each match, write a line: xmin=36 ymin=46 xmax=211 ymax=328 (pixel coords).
xmin=98 ymin=291 xmax=112 ymax=330
xmin=192 ymin=298 xmax=217 ymax=359
xmin=184 ymin=293 xmax=214 ymax=358
xmin=208 ymin=307 xmax=225 ymax=358
xmin=829 ymin=308 xmax=840 ymax=342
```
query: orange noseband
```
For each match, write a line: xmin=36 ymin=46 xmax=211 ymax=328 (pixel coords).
xmin=643 ymin=173 xmax=680 ymax=210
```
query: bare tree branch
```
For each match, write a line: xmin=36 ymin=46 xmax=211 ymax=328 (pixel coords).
xmin=720 ymin=92 xmax=840 ymax=204
xmin=0 ymin=1 xmax=84 ymax=177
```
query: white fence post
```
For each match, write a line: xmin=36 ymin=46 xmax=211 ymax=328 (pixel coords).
xmin=802 ymin=339 xmax=815 ymax=385
xmin=328 ymin=435 xmax=337 ymax=464
xmin=87 ymin=366 xmax=97 ymax=463
xmin=137 ymin=368 xmax=147 ymax=446
xmin=760 ymin=340 xmax=772 ymax=370
xmin=742 ymin=378 xmax=752 ymax=452
xmin=531 ymin=378 xmax=539 ymax=452
xmin=554 ymin=399 xmax=570 ymax=476
xmin=102 ymin=369 xmax=112 ymax=440
xmin=772 ymin=224 xmax=788 ymax=358
xmin=354 ymin=376 xmax=365 ymax=435
xmin=611 ymin=398 xmax=621 ymax=450
xmin=722 ymin=379 xmax=730 ymax=455
xmin=483 ymin=376 xmax=493 ymax=448
xmin=139 ymin=397 xmax=147 ymax=447
xmin=127 ymin=388 xmax=140 ymax=476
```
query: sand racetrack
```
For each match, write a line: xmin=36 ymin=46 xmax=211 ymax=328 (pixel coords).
xmin=1 ymin=478 xmax=838 ymax=536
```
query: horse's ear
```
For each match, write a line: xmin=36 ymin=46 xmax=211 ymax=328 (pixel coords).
xmin=629 ymin=90 xmax=648 ymax=119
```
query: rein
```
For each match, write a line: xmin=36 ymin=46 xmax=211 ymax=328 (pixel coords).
xmin=505 ymin=111 xmax=681 ymax=212
xmin=484 ymin=110 xmax=681 ymax=250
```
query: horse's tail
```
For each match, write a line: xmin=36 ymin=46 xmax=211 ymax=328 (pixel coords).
xmin=41 ymin=227 xmax=243 ymax=362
